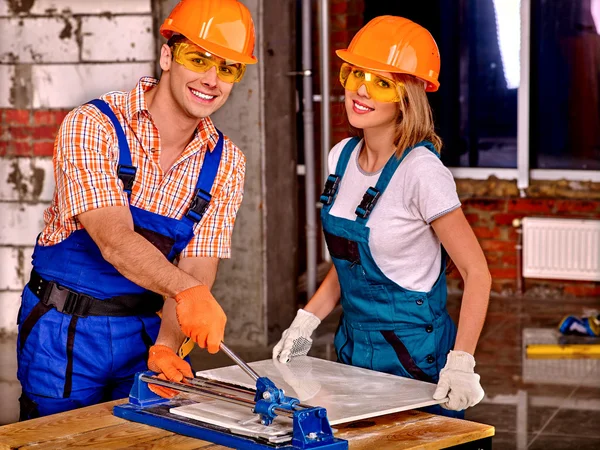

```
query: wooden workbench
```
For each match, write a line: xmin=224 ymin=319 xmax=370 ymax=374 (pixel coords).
xmin=0 ymin=399 xmax=494 ymax=449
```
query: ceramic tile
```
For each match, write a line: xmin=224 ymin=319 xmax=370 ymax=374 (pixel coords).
xmin=192 ymin=356 xmax=443 ymax=425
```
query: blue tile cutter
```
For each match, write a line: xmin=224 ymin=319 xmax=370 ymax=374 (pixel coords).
xmin=114 ymin=343 xmax=347 ymax=449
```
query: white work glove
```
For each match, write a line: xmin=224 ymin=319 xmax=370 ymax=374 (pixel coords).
xmin=432 ymin=350 xmax=485 ymax=411
xmin=272 ymin=309 xmax=321 ymax=363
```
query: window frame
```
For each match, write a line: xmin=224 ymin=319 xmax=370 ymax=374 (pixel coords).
xmin=448 ymin=0 xmax=600 ymax=187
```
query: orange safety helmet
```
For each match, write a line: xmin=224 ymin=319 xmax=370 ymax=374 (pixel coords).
xmin=336 ymin=16 xmax=440 ymax=92
xmin=160 ymin=0 xmax=257 ymax=65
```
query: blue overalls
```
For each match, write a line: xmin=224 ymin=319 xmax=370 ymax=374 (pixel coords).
xmin=320 ymin=138 xmax=462 ymax=418
xmin=17 ymin=99 xmax=224 ymax=419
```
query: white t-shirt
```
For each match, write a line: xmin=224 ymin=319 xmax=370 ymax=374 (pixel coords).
xmin=327 ymin=138 xmax=461 ymax=292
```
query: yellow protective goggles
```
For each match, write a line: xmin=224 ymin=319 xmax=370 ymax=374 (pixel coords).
xmin=172 ymin=42 xmax=246 ymax=83
xmin=339 ymin=63 xmax=403 ymax=103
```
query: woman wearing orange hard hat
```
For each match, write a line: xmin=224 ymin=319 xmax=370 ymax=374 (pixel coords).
xmin=17 ymin=0 xmax=258 ymax=419
xmin=274 ymin=16 xmax=490 ymax=418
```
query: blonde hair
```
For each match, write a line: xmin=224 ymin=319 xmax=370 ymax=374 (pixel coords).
xmin=348 ymin=74 xmax=442 ymax=157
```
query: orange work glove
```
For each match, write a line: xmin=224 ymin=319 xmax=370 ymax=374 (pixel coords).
xmin=174 ymin=285 xmax=226 ymax=354
xmin=147 ymin=344 xmax=193 ymax=398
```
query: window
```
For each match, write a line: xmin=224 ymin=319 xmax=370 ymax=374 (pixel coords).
xmin=530 ymin=0 xmax=600 ymax=170
xmin=364 ymin=0 xmax=600 ymax=183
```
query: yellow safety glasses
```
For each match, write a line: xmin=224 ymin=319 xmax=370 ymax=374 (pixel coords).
xmin=339 ymin=62 xmax=403 ymax=103
xmin=172 ymin=42 xmax=246 ymax=83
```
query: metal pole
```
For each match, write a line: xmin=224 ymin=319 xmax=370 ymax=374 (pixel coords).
xmin=319 ymin=0 xmax=331 ymax=263
xmin=302 ymin=0 xmax=317 ymax=298
xmin=219 ymin=342 xmax=260 ymax=382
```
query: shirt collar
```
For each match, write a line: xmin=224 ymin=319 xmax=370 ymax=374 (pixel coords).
xmin=126 ymin=76 xmax=220 ymax=153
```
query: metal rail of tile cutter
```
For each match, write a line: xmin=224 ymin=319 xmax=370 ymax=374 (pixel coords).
xmin=113 ymin=344 xmax=347 ymax=449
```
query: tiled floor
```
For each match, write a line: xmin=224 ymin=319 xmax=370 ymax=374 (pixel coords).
xmin=1 ymin=292 xmax=599 ymax=449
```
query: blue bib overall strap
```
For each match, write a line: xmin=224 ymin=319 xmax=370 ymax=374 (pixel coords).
xmin=182 ymin=130 xmax=224 ymax=225
xmin=319 ymin=137 xmax=360 ymax=206
xmin=87 ymin=99 xmax=136 ymax=196
xmin=355 ymin=140 xmax=437 ymax=221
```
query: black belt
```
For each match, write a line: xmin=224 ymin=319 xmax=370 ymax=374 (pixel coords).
xmin=28 ymin=270 xmax=163 ymax=317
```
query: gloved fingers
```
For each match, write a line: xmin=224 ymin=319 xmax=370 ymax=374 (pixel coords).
xmin=272 ymin=338 xmax=285 ymax=360
xmin=206 ymin=329 xmax=223 ymax=354
xmin=432 ymin=376 xmax=450 ymax=401
xmin=172 ymin=358 xmax=194 ymax=379
xmin=277 ymin=338 xmax=296 ymax=364
xmin=149 ymin=384 xmax=179 ymax=399
xmin=468 ymin=384 xmax=485 ymax=408
xmin=288 ymin=336 xmax=312 ymax=358
xmin=148 ymin=374 xmax=178 ymax=399
xmin=446 ymin=392 xmax=468 ymax=411
xmin=192 ymin=329 xmax=209 ymax=349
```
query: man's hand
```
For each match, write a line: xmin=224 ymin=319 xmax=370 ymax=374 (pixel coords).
xmin=147 ymin=344 xmax=193 ymax=398
xmin=272 ymin=309 xmax=321 ymax=363
xmin=432 ymin=350 xmax=485 ymax=411
xmin=174 ymin=285 xmax=226 ymax=354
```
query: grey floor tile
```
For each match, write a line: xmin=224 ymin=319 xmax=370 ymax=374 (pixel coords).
xmin=528 ymin=433 xmax=600 ymax=450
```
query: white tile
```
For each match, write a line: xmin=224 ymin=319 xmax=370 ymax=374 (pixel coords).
xmin=0 ymin=64 xmax=15 ymax=108
xmin=0 ymin=157 xmax=55 ymax=202
xmin=81 ymin=15 xmax=154 ymax=62
xmin=31 ymin=63 xmax=154 ymax=108
xmin=192 ymin=357 xmax=443 ymax=426
xmin=0 ymin=291 xmax=20 ymax=334
xmin=0 ymin=203 xmax=47 ymax=246
xmin=0 ymin=0 xmax=151 ymax=16
xmin=0 ymin=17 xmax=78 ymax=63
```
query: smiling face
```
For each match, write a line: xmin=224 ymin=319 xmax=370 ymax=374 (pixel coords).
xmin=159 ymin=41 xmax=235 ymax=119
xmin=344 ymin=69 xmax=400 ymax=132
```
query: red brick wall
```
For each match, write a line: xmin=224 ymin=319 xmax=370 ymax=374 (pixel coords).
xmin=446 ymin=199 xmax=600 ymax=297
xmin=0 ymin=109 xmax=69 ymax=157
xmin=329 ymin=0 xmax=364 ymax=146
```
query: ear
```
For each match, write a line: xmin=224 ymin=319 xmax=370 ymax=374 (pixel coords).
xmin=160 ymin=44 xmax=173 ymax=72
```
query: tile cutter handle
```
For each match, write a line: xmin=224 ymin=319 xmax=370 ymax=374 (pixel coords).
xmin=220 ymin=342 xmax=260 ymax=382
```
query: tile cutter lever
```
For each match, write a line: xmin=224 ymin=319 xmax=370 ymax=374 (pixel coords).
xmin=219 ymin=342 xmax=302 ymax=426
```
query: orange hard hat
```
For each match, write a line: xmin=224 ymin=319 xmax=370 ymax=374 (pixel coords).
xmin=160 ymin=0 xmax=257 ymax=65
xmin=336 ymin=16 xmax=440 ymax=92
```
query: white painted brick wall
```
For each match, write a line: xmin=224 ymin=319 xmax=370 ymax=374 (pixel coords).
xmin=81 ymin=16 xmax=155 ymax=62
xmin=0 ymin=292 xmax=21 ymax=334
xmin=31 ymin=63 xmax=154 ymax=108
xmin=0 ymin=204 xmax=48 ymax=246
xmin=0 ymin=0 xmax=157 ymax=333
xmin=0 ymin=17 xmax=79 ymax=63
xmin=0 ymin=247 xmax=33 ymax=291
xmin=0 ymin=65 xmax=14 ymax=108
xmin=0 ymin=0 xmax=151 ymax=16
xmin=0 ymin=158 xmax=55 ymax=202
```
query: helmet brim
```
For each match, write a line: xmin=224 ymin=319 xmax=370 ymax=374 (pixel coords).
xmin=336 ymin=49 xmax=439 ymax=92
xmin=161 ymin=25 xmax=258 ymax=65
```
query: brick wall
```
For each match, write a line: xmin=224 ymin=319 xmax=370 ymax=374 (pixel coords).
xmin=0 ymin=0 xmax=155 ymax=334
xmin=447 ymin=179 xmax=600 ymax=298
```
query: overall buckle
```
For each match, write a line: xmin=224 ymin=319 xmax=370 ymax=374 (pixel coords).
xmin=44 ymin=284 xmax=93 ymax=317
xmin=319 ymin=174 xmax=340 ymax=205
xmin=186 ymin=188 xmax=212 ymax=222
xmin=355 ymin=187 xmax=380 ymax=219
xmin=118 ymin=164 xmax=137 ymax=194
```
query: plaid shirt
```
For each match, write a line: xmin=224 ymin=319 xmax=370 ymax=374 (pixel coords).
xmin=38 ymin=77 xmax=246 ymax=259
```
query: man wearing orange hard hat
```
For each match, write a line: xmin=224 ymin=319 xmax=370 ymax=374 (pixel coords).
xmin=16 ymin=0 xmax=257 ymax=419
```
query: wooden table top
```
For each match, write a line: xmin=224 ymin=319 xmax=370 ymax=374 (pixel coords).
xmin=0 ymin=399 xmax=494 ymax=449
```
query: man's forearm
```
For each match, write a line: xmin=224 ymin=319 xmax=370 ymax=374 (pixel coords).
xmin=101 ymin=226 xmax=198 ymax=297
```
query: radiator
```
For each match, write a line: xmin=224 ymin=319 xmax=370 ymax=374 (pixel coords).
xmin=522 ymin=217 xmax=600 ymax=282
